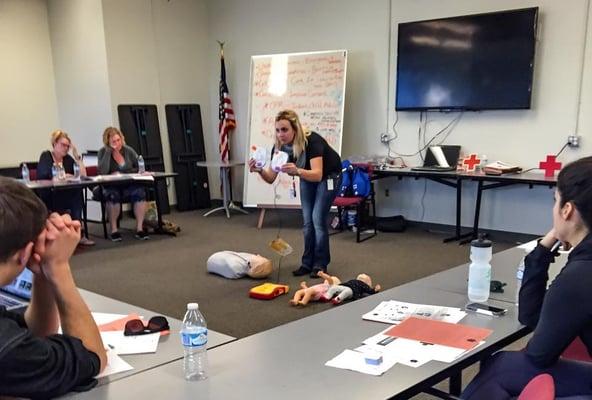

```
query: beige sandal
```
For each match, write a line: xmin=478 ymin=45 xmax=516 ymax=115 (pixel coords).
xmin=79 ymin=237 xmax=96 ymax=246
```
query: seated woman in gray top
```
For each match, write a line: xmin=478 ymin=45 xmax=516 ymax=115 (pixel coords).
xmin=97 ymin=127 xmax=148 ymax=242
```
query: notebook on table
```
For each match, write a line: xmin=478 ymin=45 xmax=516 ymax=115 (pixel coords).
xmin=411 ymin=145 xmax=461 ymax=172
xmin=0 ymin=268 xmax=33 ymax=311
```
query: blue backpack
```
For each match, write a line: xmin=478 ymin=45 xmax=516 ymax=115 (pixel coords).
xmin=338 ymin=160 xmax=370 ymax=197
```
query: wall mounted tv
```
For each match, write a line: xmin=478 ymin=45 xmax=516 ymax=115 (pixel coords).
xmin=395 ymin=7 xmax=538 ymax=111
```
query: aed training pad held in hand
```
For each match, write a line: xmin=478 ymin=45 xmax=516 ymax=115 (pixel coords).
xmin=251 ymin=145 xmax=268 ymax=168
xmin=271 ymin=151 xmax=289 ymax=172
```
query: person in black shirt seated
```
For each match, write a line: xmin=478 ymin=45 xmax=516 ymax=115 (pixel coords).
xmin=37 ymin=130 xmax=94 ymax=246
xmin=0 ymin=177 xmax=106 ymax=398
xmin=462 ymin=156 xmax=592 ymax=399
xmin=249 ymin=110 xmax=342 ymax=278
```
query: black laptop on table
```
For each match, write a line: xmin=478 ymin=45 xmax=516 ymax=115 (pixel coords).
xmin=411 ymin=145 xmax=461 ymax=172
xmin=0 ymin=268 xmax=33 ymax=312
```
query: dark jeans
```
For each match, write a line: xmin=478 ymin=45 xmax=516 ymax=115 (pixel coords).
xmin=40 ymin=189 xmax=83 ymax=221
xmin=462 ymin=351 xmax=592 ymax=399
xmin=299 ymin=175 xmax=341 ymax=271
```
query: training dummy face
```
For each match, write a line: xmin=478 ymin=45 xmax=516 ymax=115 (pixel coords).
xmin=356 ymin=273 xmax=372 ymax=287
xmin=247 ymin=255 xmax=273 ymax=279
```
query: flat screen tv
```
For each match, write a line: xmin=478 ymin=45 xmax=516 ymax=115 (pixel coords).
xmin=395 ymin=7 xmax=538 ymax=111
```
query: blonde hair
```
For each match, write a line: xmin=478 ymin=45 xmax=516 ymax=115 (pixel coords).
xmin=50 ymin=130 xmax=71 ymax=147
xmin=102 ymin=127 xmax=125 ymax=146
xmin=274 ymin=110 xmax=309 ymax=160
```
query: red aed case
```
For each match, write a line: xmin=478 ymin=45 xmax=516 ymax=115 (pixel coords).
xmin=249 ymin=283 xmax=289 ymax=300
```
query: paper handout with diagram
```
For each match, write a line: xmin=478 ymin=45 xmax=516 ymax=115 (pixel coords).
xmin=362 ymin=300 xmax=466 ymax=325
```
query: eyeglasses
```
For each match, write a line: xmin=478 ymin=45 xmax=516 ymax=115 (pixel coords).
xmin=124 ymin=316 xmax=170 ymax=336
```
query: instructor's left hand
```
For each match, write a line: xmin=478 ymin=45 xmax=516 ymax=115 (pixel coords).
xmin=281 ymin=163 xmax=298 ymax=176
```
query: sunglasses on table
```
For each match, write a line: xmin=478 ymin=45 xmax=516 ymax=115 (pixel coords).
xmin=124 ymin=316 xmax=170 ymax=336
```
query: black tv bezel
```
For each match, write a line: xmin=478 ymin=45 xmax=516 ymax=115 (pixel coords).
xmin=394 ymin=7 xmax=539 ymax=112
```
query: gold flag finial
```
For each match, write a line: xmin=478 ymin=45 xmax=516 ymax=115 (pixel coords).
xmin=217 ymin=40 xmax=225 ymax=57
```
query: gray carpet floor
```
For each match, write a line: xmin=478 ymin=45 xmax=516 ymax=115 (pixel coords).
xmin=70 ymin=208 xmax=522 ymax=399
xmin=72 ymin=208 xmax=515 ymax=339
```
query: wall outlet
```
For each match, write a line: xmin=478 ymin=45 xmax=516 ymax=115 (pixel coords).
xmin=567 ymin=135 xmax=581 ymax=148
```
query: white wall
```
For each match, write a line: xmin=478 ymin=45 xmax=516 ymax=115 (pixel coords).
xmin=205 ymin=0 xmax=391 ymax=198
xmin=47 ymin=0 xmax=112 ymax=153
xmin=0 ymin=0 xmax=59 ymax=166
xmin=380 ymin=0 xmax=592 ymax=234
xmin=101 ymin=0 xmax=212 ymax=202
xmin=207 ymin=0 xmax=591 ymax=235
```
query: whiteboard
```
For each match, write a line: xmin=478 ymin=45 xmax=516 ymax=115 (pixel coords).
xmin=243 ymin=50 xmax=347 ymax=208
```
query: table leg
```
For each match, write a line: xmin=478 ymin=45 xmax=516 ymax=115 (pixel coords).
xmin=449 ymin=373 xmax=462 ymax=396
xmin=204 ymin=166 xmax=248 ymax=218
xmin=460 ymin=180 xmax=483 ymax=245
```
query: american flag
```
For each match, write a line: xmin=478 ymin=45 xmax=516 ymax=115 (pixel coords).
xmin=218 ymin=46 xmax=236 ymax=163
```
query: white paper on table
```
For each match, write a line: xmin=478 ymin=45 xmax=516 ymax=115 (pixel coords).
xmin=517 ymin=240 xmax=538 ymax=252
xmin=362 ymin=327 xmax=467 ymax=365
xmin=362 ymin=300 xmax=466 ymax=325
xmin=96 ymin=349 xmax=134 ymax=378
xmin=100 ymin=331 xmax=160 ymax=355
xmin=131 ymin=174 xmax=155 ymax=181
xmin=92 ymin=312 xmax=128 ymax=326
xmin=325 ymin=349 xmax=397 ymax=376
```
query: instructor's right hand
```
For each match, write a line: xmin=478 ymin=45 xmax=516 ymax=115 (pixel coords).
xmin=248 ymin=158 xmax=262 ymax=173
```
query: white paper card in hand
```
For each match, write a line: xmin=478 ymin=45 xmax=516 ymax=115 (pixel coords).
xmin=271 ymin=151 xmax=289 ymax=172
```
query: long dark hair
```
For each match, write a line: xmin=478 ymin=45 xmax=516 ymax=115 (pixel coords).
xmin=557 ymin=156 xmax=592 ymax=229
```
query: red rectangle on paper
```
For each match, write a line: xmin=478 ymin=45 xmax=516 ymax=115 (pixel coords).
xmin=384 ymin=316 xmax=492 ymax=350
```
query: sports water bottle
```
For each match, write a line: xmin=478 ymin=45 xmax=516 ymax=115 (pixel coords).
xmin=73 ymin=162 xmax=81 ymax=180
xmin=467 ymin=235 xmax=492 ymax=302
xmin=137 ymin=155 xmax=146 ymax=174
xmin=21 ymin=163 xmax=30 ymax=183
xmin=180 ymin=302 xmax=208 ymax=381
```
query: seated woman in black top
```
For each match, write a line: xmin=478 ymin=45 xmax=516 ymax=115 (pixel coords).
xmin=462 ymin=156 xmax=592 ymax=399
xmin=37 ymin=130 xmax=94 ymax=246
xmin=98 ymin=127 xmax=148 ymax=242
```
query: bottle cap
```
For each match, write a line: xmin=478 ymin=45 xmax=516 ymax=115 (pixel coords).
xmin=471 ymin=233 xmax=492 ymax=248
xmin=187 ymin=302 xmax=199 ymax=310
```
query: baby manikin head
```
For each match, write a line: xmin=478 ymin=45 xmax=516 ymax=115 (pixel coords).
xmin=356 ymin=273 xmax=372 ymax=287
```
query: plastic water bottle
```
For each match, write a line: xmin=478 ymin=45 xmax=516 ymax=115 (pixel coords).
xmin=51 ymin=164 xmax=58 ymax=180
xmin=137 ymin=155 xmax=146 ymax=174
xmin=346 ymin=209 xmax=357 ymax=229
xmin=57 ymin=163 xmax=66 ymax=180
xmin=21 ymin=163 xmax=30 ymax=183
xmin=516 ymin=257 xmax=525 ymax=305
xmin=73 ymin=162 xmax=81 ymax=180
xmin=467 ymin=235 xmax=492 ymax=302
xmin=180 ymin=302 xmax=208 ymax=381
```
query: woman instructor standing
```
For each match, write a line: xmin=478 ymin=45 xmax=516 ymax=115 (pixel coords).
xmin=249 ymin=110 xmax=341 ymax=278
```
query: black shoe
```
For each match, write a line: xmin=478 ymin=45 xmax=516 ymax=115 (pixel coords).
xmin=292 ymin=266 xmax=311 ymax=276
xmin=111 ymin=232 xmax=122 ymax=242
xmin=310 ymin=267 xmax=326 ymax=278
xmin=135 ymin=230 xmax=150 ymax=240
